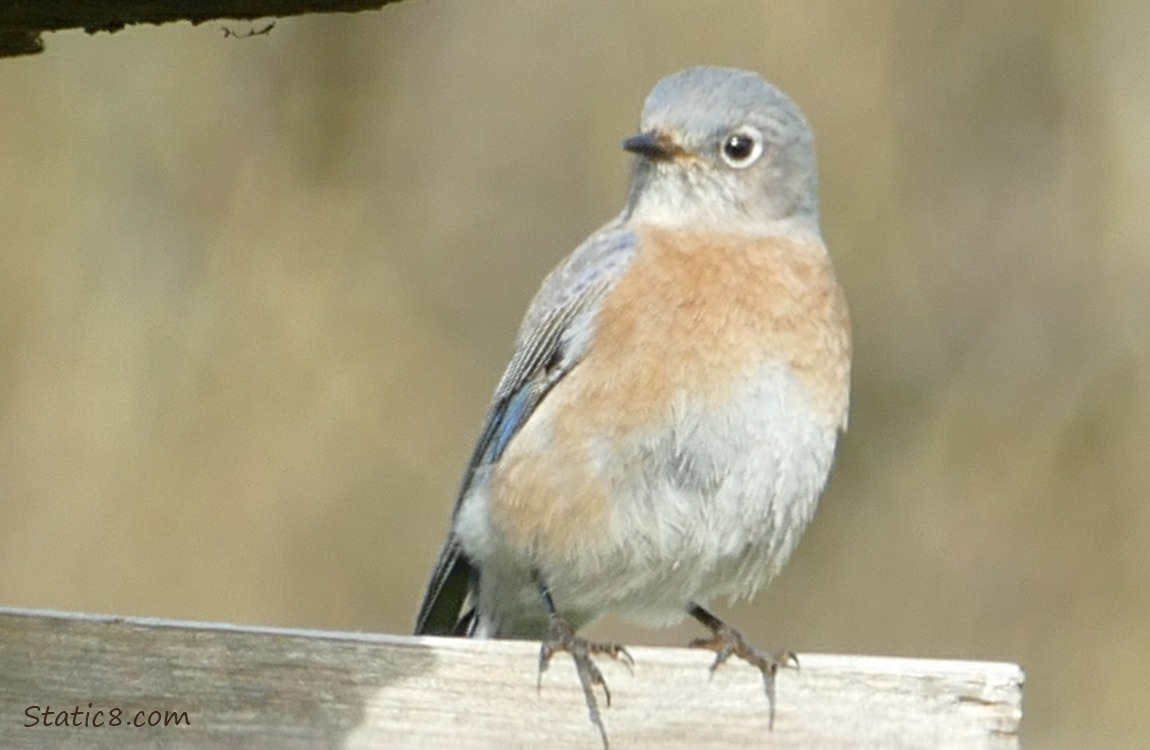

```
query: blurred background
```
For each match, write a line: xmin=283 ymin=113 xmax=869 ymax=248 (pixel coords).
xmin=1 ymin=1 xmax=1147 ymax=747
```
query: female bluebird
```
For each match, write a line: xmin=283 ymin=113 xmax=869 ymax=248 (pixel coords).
xmin=416 ymin=66 xmax=850 ymax=744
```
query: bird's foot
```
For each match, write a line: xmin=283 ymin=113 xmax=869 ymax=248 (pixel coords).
xmin=538 ymin=614 xmax=633 ymax=748
xmin=688 ymin=607 xmax=797 ymax=729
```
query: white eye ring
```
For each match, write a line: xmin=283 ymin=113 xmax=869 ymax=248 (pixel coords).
xmin=719 ymin=126 xmax=764 ymax=168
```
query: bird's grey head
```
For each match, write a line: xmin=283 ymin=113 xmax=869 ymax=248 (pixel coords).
xmin=621 ymin=66 xmax=820 ymax=236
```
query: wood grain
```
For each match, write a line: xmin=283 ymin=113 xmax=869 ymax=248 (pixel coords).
xmin=0 ymin=607 xmax=1023 ymax=749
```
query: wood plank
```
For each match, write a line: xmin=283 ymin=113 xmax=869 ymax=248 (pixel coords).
xmin=0 ymin=607 xmax=1023 ymax=749
xmin=0 ymin=1 xmax=405 ymax=57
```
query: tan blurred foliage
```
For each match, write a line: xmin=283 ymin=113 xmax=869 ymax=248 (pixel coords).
xmin=1 ymin=1 xmax=1147 ymax=747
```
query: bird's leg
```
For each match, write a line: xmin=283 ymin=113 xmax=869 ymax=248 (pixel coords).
xmin=535 ymin=577 xmax=633 ymax=749
xmin=687 ymin=603 xmax=798 ymax=729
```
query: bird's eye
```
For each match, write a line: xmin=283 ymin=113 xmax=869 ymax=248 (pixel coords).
xmin=720 ymin=127 xmax=764 ymax=168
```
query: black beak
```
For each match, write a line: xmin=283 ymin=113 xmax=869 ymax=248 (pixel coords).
xmin=622 ymin=131 xmax=683 ymax=160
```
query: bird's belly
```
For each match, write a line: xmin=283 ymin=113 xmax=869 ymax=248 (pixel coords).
xmin=459 ymin=359 xmax=839 ymax=633
xmin=576 ymin=361 xmax=836 ymax=622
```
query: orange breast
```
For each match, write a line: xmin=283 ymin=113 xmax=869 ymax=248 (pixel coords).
xmin=582 ymin=226 xmax=850 ymax=430
xmin=487 ymin=225 xmax=850 ymax=562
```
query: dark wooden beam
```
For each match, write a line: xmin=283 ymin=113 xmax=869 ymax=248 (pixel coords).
xmin=0 ymin=0 xmax=405 ymax=57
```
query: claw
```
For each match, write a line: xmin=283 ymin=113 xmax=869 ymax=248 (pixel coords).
xmin=688 ymin=605 xmax=799 ymax=730
xmin=538 ymin=614 xmax=632 ymax=748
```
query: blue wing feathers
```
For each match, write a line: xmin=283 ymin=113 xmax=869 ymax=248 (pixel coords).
xmin=414 ymin=227 xmax=640 ymax=636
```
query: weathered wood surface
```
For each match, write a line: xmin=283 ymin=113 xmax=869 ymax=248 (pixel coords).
xmin=0 ymin=1 xmax=405 ymax=57
xmin=0 ymin=607 xmax=1023 ymax=749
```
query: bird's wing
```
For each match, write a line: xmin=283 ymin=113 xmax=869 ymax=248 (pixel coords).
xmin=414 ymin=226 xmax=639 ymax=635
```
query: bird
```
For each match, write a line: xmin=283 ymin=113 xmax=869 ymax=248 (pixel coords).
xmin=415 ymin=65 xmax=851 ymax=746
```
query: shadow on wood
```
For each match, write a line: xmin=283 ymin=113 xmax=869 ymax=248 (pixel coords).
xmin=0 ymin=607 xmax=1022 ymax=749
